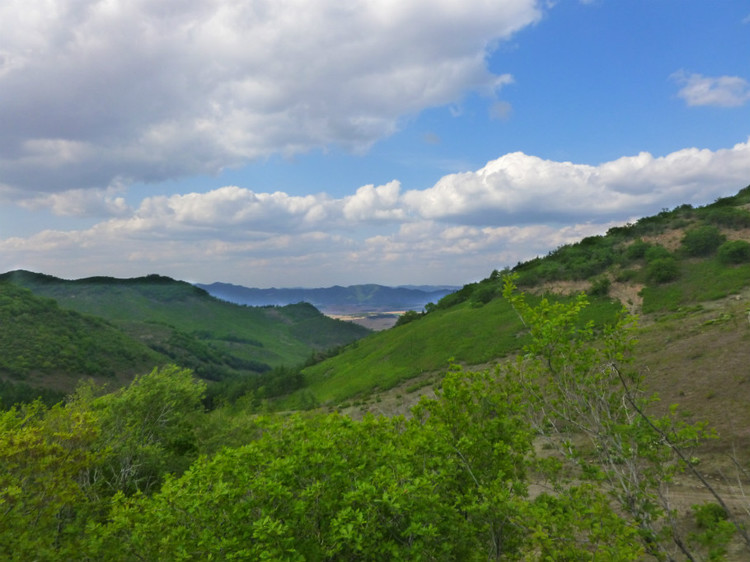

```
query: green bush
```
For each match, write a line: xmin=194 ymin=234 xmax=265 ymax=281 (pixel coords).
xmin=717 ymin=240 xmax=750 ymax=264
xmin=625 ymin=239 xmax=650 ymax=261
xmin=615 ymin=269 xmax=639 ymax=283
xmin=647 ymin=258 xmax=680 ymax=284
xmin=681 ymin=225 xmax=726 ymax=257
xmin=394 ymin=310 xmax=422 ymax=327
xmin=702 ymin=206 xmax=750 ymax=229
xmin=644 ymin=245 xmax=672 ymax=263
xmin=589 ymin=277 xmax=611 ymax=296
xmin=471 ymin=284 xmax=498 ymax=306
xmin=689 ymin=503 xmax=734 ymax=561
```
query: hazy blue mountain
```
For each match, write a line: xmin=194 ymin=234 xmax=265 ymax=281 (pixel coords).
xmin=195 ymin=282 xmax=459 ymax=314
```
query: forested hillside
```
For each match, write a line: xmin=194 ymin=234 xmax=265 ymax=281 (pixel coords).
xmin=0 ymin=283 xmax=161 ymax=407
xmin=0 ymin=271 xmax=370 ymax=403
xmin=4 ymin=277 xmax=749 ymax=560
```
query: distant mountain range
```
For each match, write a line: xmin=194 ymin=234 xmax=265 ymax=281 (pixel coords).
xmin=194 ymin=283 xmax=460 ymax=314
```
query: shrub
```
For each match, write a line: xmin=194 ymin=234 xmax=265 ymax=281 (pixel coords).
xmin=625 ymin=239 xmax=650 ymax=261
xmin=644 ymin=245 xmax=672 ymax=263
xmin=589 ymin=277 xmax=611 ymax=296
xmin=647 ymin=258 xmax=680 ymax=284
xmin=395 ymin=310 xmax=422 ymax=327
xmin=436 ymin=283 xmax=476 ymax=309
xmin=689 ymin=503 xmax=734 ymax=561
xmin=703 ymin=207 xmax=750 ymax=229
xmin=717 ymin=240 xmax=750 ymax=264
xmin=615 ymin=269 xmax=639 ymax=283
xmin=471 ymin=284 xmax=498 ymax=306
xmin=681 ymin=225 xmax=726 ymax=257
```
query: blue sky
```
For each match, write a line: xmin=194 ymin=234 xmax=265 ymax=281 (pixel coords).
xmin=1 ymin=0 xmax=749 ymax=287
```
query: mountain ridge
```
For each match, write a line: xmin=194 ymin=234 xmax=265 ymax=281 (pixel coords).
xmin=195 ymin=282 xmax=459 ymax=314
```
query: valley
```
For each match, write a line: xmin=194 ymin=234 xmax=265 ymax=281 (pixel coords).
xmin=3 ymin=186 xmax=750 ymax=559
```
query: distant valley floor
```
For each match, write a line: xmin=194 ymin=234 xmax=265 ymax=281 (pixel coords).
xmin=325 ymin=311 xmax=402 ymax=331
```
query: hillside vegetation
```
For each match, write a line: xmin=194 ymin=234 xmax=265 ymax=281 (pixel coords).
xmin=0 ymin=271 xmax=370 ymax=402
xmin=0 ymin=283 xmax=162 ymax=407
xmin=292 ymin=185 xmax=750 ymax=415
xmin=4 ymin=272 xmax=750 ymax=560
xmin=3 ymin=186 xmax=750 ymax=560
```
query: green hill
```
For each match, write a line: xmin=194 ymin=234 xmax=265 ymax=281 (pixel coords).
xmin=292 ymin=185 xmax=750 ymax=418
xmin=297 ymin=288 xmax=622 ymax=406
xmin=0 ymin=271 xmax=370 ymax=402
xmin=0 ymin=282 xmax=163 ymax=406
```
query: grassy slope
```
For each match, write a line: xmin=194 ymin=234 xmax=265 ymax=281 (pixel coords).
xmin=299 ymin=298 xmax=522 ymax=404
xmin=634 ymin=292 xmax=750 ymax=446
xmin=298 ymin=293 xmax=622 ymax=405
xmin=292 ymin=186 xmax=750 ymax=422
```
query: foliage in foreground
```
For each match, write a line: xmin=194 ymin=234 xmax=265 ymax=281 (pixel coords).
xmin=3 ymin=280 xmax=749 ymax=560
xmin=1 ymin=373 xmax=641 ymax=559
xmin=503 ymin=275 xmax=745 ymax=560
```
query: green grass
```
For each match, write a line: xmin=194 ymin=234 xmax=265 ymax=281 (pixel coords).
xmin=295 ymin=294 xmax=622 ymax=405
xmin=641 ymin=259 xmax=750 ymax=312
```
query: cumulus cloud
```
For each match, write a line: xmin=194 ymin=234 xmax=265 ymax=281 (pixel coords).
xmin=342 ymin=181 xmax=406 ymax=222
xmin=132 ymin=186 xmax=336 ymax=235
xmin=402 ymin=140 xmax=750 ymax=223
xmin=672 ymin=71 xmax=750 ymax=107
xmin=2 ymin=141 xmax=749 ymax=285
xmin=0 ymin=0 xmax=541 ymax=196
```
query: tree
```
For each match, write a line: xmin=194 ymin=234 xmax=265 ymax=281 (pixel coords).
xmin=394 ymin=309 xmax=421 ymax=327
xmin=0 ymin=400 xmax=101 ymax=560
xmin=94 ymin=371 xmax=536 ymax=561
xmin=647 ymin=257 xmax=681 ymax=283
xmin=501 ymin=274 xmax=740 ymax=560
xmin=80 ymin=365 xmax=206 ymax=498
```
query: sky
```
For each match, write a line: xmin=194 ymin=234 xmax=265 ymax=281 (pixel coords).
xmin=1 ymin=0 xmax=749 ymax=288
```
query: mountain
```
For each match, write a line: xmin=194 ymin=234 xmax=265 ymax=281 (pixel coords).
xmin=0 ymin=271 xmax=371 ymax=399
xmin=194 ymin=282 xmax=459 ymax=314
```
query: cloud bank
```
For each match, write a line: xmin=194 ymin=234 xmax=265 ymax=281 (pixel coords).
xmin=3 ymin=141 xmax=749 ymax=286
xmin=0 ymin=0 xmax=540 ymax=197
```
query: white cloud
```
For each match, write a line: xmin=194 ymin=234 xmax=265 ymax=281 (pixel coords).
xmin=402 ymin=140 xmax=750 ymax=223
xmin=672 ymin=71 xmax=750 ymax=107
xmin=18 ymin=187 xmax=131 ymax=218
xmin=2 ymin=141 xmax=749 ymax=286
xmin=0 ymin=0 xmax=541 ymax=196
xmin=133 ymin=187 xmax=336 ymax=234
xmin=342 ymin=181 xmax=406 ymax=222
